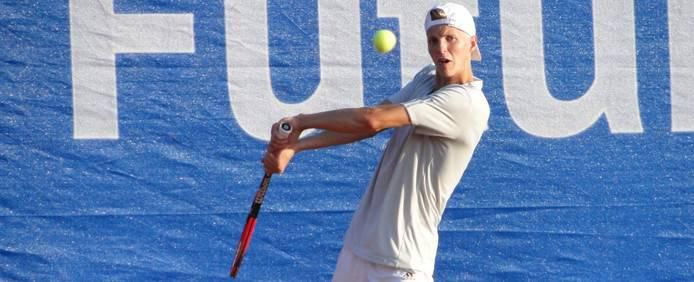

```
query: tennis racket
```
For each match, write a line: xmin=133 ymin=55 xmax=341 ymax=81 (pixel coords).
xmin=230 ymin=122 xmax=292 ymax=278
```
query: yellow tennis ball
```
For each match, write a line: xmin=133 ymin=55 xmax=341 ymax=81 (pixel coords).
xmin=373 ymin=29 xmax=397 ymax=54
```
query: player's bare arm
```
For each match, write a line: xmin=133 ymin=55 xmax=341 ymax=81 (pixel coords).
xmin=293 ymin=103 xmax=410 ymax=136
xmin=263 ymin=101 xmax=409 ymax=173
xmin=267 ymin=100 xmax=404 ymax=151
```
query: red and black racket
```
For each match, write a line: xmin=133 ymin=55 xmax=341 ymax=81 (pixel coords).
xmin=230 ymin=122 xmax=292 ymax=278
xmin=229 ymin=173 xmax=273 ymax=278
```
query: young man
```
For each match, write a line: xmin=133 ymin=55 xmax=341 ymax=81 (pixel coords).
xmin=263 ymin=3 xmax=489 ymax=281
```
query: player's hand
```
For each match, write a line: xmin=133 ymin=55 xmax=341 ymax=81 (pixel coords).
xmin=262 ymin=147 xmax=296 ymax=174
xmin=268 ymin=117 xmax=301 ymax=152
xmin=265 ymin=116 xmax=302 ymax=174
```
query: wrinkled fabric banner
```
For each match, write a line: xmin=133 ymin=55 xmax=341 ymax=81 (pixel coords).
xmin=1 ymin=0 xmax=691 ymax=281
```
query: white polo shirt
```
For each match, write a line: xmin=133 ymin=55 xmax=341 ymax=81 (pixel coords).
xmin=343 ymin=64 xmax=490 ymax=274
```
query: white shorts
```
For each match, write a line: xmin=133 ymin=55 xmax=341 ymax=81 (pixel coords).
xmin=332 ymin=247 xmax=434 ymax=282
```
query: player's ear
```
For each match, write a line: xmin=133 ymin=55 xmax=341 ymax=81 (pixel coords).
xmin=470 ymin=36 xmax=478 ymax=52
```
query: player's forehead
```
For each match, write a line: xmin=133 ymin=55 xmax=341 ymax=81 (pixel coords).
xmin=426 ymin=25 xmax=470 ymax=38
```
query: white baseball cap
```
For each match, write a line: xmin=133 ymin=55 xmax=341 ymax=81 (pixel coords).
xmin=424 ymin=3 xmax=481 ymax=61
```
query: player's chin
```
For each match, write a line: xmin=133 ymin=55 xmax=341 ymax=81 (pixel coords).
xmin=435 ymin=64 xmax=455 ymax=78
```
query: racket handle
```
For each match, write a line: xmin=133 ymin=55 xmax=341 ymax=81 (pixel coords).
xmin=277 ymin=121 xmax=292 ymax=139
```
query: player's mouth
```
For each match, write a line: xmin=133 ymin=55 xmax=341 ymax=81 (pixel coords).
xmin=437 ymin=58 xmax=452 ymax=65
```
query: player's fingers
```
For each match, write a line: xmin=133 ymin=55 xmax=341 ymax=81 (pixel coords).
xmin=269 ymin=138 xmax=289 ymax=151
xmin=270 ymin=122 xmax=279 ymax=136
xmin=262 ymin=151 xmax=280 ymax=174
xmin=269 ymin=122 xmax=293 ymax=148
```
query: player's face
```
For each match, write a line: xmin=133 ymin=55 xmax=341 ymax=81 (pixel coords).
xmin=427 ymin=25 xmax=475 ymax=84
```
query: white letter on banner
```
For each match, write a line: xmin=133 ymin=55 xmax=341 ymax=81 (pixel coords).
xmin=377 ymin=0 xmax=478 ymax=85
xmin=225 ymin=1 xmax=363 ymax=140
xmin=500 ymin=0 xmax=643 ymax=138
xmin=70 ymin=0 xmax=194 ymax=139
xmin=669 ymin=0 xmax=694 ymax=132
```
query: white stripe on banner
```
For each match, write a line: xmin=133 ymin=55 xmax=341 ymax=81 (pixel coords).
xmin=70 ymin=0 xmax=194 ymax=139
xmin=225 ymin=0 xmax=363 ymax=140
xmin=669 ymin=0 xmax=694 ymax=132
xmin=500 ymin=0 xmax=642 ymax=138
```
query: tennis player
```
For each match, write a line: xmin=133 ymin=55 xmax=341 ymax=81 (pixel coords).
xmin=263 ymin=3 xmax=489 ymax=281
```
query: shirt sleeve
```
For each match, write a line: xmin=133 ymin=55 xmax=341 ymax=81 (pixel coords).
xmin=386 ymin=75 xmax=419 ymax=104
xmin=386 ymin=64 xmax=435 ymax=104
xmin=402 ymin=85 xmax=489 ymax=141
xmin=386 ymin=81 xmax=413 ymax=104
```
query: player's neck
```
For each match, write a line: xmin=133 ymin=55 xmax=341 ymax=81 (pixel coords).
xmin=435 ymin=68 xmax=474 ymax=89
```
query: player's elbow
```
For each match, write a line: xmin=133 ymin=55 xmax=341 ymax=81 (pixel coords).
xmin=360 ymin=107 xmax=385 ymax=134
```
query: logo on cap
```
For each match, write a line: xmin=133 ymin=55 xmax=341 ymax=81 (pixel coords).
xmin=429 ymin=8 xmax=447 ymax=21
